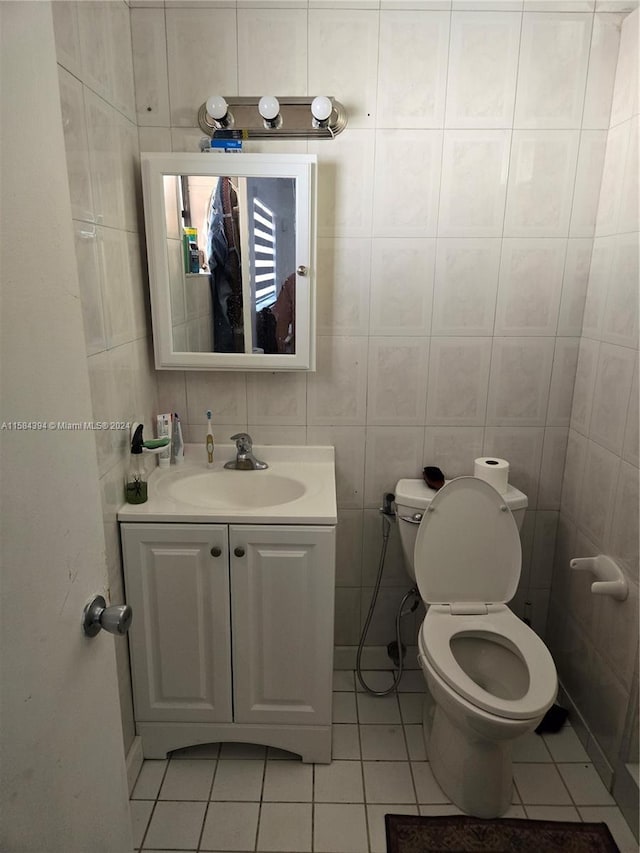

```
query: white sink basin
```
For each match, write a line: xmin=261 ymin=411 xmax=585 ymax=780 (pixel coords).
xmin=166 ymin=470 xmax=306 ymax=509
xmin=118 ymin=443 xmax=337 ymax=524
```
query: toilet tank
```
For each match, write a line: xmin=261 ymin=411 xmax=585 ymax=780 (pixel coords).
xmin=394 ymin=477 xmax=528 ymax=582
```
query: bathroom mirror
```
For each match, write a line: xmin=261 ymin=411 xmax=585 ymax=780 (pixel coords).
xmin=141 ymin=152 xmax=317 ymax=370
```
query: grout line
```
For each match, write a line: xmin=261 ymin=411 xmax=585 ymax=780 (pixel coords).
xmin=194 ymin=754 xmax=219 ymax=853
xmin=356 ymin=697 xmax=372 ymax=852
xmin=136 ymin=759 xmax=171 ymax=852
xmin=253 ymin=754 xmax=267 ymax=853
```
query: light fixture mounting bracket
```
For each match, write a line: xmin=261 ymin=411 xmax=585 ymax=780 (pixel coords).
xmin=197 ymin=96 xmax=347 ymax=140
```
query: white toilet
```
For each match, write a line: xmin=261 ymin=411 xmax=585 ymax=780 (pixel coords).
xmin=395 ymin=475 xmax=558 ymax=819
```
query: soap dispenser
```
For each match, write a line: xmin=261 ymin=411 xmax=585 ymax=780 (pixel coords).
xmin=125 ymin=423 xmax=148 ymax=504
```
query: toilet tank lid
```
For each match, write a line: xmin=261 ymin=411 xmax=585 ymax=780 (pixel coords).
xmin=394 ymin=477 xmax=528 ymax=511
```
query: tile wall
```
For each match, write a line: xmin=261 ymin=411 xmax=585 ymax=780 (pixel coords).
xmin=547 ymin=2 xmax=639 ymax=789
xmin=52 ymin=1 xmax=159 ymax=752
xmin=134 ymin=1 xmax=627 ymax=650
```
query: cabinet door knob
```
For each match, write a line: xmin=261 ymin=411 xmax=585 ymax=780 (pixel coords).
xmin=210 ymin=546 xmax=222 ymax=557
xmin=234 ymin=547 xmax=245 ymax=557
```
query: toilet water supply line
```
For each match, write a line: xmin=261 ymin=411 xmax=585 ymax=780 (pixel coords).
xmin=355 ymin=494 xmax=421 ymax=697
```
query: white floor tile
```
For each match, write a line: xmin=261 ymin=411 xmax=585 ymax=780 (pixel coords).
xmin=411 ymin=762 xmax=450 ymax=805
xmin=513 ymin=763 xmax=573 ymax=805
xmin=257 ymin=802 xmax=312 ymax=852
xmin=355 ymin=670 xmax=396 ymax=692
xmin=266 ymin=745 xmax=298 ymax=760
xmin=314 ymin=803 xmax=369 ymax=853
xmin=131 ymin=760 xmax=167 ymax=799
xmin=219 ymin=741 xmax=267 ymax=759
xmin=396 ymin=670 xmax=427 ymax=693
xmin=525 ymin=805 xmax=581 ymax=821
xmin=333 ymin=670 xmax=356 ymax=691
xmin=142 ymin=800 xmax=206 ymax=850
xmin=210 ymin=759 xmax=264 ymax=801
xmin=503 ymin=804 xmax=527 ymax=818
xmin=512 ymin=732 xmax=553 ymax=762
xmin=367 ymin=804 xmax=418 ymax=853
xmin=159 ymin=759 xmax=215 ymax=800
xmin=314 ymin=759 xmax=364 ymax=803
xmin=558 ymin=763 xmax=616 ymax=806
xmin=263 ymin=760 xmax=312 ymax=801
xmin=130 ymin=673 xmax=638 ymax=853
xmin=578 ymin=806 xmax=640 ymax=853
xmin=398 ymin=693 xmax=424 ymax=724
xmin=332 ymin=724 xmax=361 ymax=760
xmin=200 ymin=801 xmax=259 ymax=851
xmin=419 ymin=804 xmax=465 ymax=816
xmin=129 ymin=800 xmax=153 ymax=849
xmin=542 ymin=725 xmax=590 ymax=762
xmin=404 ymin=725 xmax=427 ymax=761
xmin=357 ymin=692 xmax=401 ymax=724
xmin=333 ymin=691 xmax=358 ymax=723
xmin=363 ymin=761 xmax=415 ymax=804
xmin=171 ymin=742 xmax=220 ymax=760
xmin=360 ymin=724 xmax=408 ymax=760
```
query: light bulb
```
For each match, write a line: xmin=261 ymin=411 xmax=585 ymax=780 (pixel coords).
xmin=311 ymin=96 xmax=333 ymax=123
xmin=258 ymin=96 xmax=280 ymax=122
xmin=206 ymin=95 xmax=229 ymax=120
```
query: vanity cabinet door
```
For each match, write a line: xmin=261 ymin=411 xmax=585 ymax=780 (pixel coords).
xmin=121 ymin=523 xmax=233 ymax=724
xmin=229 ymin=525 xmax=335 ymax=726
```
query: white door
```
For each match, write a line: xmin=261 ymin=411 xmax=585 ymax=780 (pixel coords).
xmin=0 ymin=4 xmax=133 ymax=850
xmin=122 ymin=524 xmax=233 ymax=724
xmin=230 ymin=525 xmax=335 ymax=726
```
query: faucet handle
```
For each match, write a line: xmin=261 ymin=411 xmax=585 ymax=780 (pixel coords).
xmin=230 ymin=432 xmax=252 ymax=453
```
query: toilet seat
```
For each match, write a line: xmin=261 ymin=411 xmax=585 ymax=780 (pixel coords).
xmin=419 ymin=606 xmax=557 ymax=720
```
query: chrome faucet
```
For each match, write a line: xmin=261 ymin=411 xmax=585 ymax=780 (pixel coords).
xmin=224 ymin=432 xmax=268 ymax=470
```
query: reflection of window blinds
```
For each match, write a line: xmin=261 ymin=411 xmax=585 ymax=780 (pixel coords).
xmin=253 ymin=198 xmax=276 ymax=310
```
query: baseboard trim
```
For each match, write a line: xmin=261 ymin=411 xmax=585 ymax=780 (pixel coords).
xmin=125 ymin=735 xmax=144 ymax=795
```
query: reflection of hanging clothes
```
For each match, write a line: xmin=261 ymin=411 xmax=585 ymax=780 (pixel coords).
xmin=271 ymin=273 xmax=296 ymax=354
xmin=206 ymin=177 xmax=243 ymax=353
xmin=256 ymin=307 xmax=278 ymax=353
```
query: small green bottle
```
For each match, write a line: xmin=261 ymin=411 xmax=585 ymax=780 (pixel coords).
xmin=125 ymin=424 xmax=148 ymax=504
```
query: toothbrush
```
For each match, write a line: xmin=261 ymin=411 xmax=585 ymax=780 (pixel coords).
xmin=206 ymin=410 xmax=215 ymax=468
xmin=172 ymin=412 xmax=184 ymax=464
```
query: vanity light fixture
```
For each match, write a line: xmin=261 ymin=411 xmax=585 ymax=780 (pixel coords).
xmin=258 ymin=95 xmax=282 ymax=129
xmin=205 ymin=95 xmax=234 ymax=129
xmin=197 ymin=96 xmax=347 ymax=140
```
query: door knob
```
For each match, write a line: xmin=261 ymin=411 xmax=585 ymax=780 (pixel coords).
xmin=82 ymin=595 xmax=132 ymax=638
xmin=210 ymin=546 xmax=222 ymax=557
xmin=234 ymin=547 xmax=245 ymax=557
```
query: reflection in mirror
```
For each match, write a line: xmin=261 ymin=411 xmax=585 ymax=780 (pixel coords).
xmin=164 ymin=173 xmax=296 ymax=356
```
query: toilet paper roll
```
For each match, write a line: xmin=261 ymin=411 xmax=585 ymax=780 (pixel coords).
xmin=474 ymin=457 xmax=509 ymax=495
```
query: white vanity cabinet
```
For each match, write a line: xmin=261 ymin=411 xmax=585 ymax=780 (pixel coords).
xmin=121 ymin=522 xmax=335 ymax=763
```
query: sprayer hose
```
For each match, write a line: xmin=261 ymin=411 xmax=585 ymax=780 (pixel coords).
xmin=355 ymin=513 xmax=418 ymax=696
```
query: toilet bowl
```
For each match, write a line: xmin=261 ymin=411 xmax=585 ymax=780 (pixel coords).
xmin=394 ymin=475 xmax=557 ymax=819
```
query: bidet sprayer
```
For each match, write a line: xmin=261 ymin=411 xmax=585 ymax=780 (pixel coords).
xmin=380 ymin=492 xmax=396 ymax=516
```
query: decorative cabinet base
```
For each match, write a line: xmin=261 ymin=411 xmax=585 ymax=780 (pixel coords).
xmin=137 ymin=721 xmax=332 ymax=764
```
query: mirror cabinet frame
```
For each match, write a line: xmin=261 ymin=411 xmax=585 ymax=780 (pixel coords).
xmin=141 ymin=152 xmax=317 ymax=371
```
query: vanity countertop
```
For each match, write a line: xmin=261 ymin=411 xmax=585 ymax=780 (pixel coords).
xmin=118 ymin=444 xmax=337 ymax=525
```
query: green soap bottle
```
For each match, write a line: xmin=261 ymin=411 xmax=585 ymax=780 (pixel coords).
xmin=125 ymin=423 xmax=148 ymax=504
